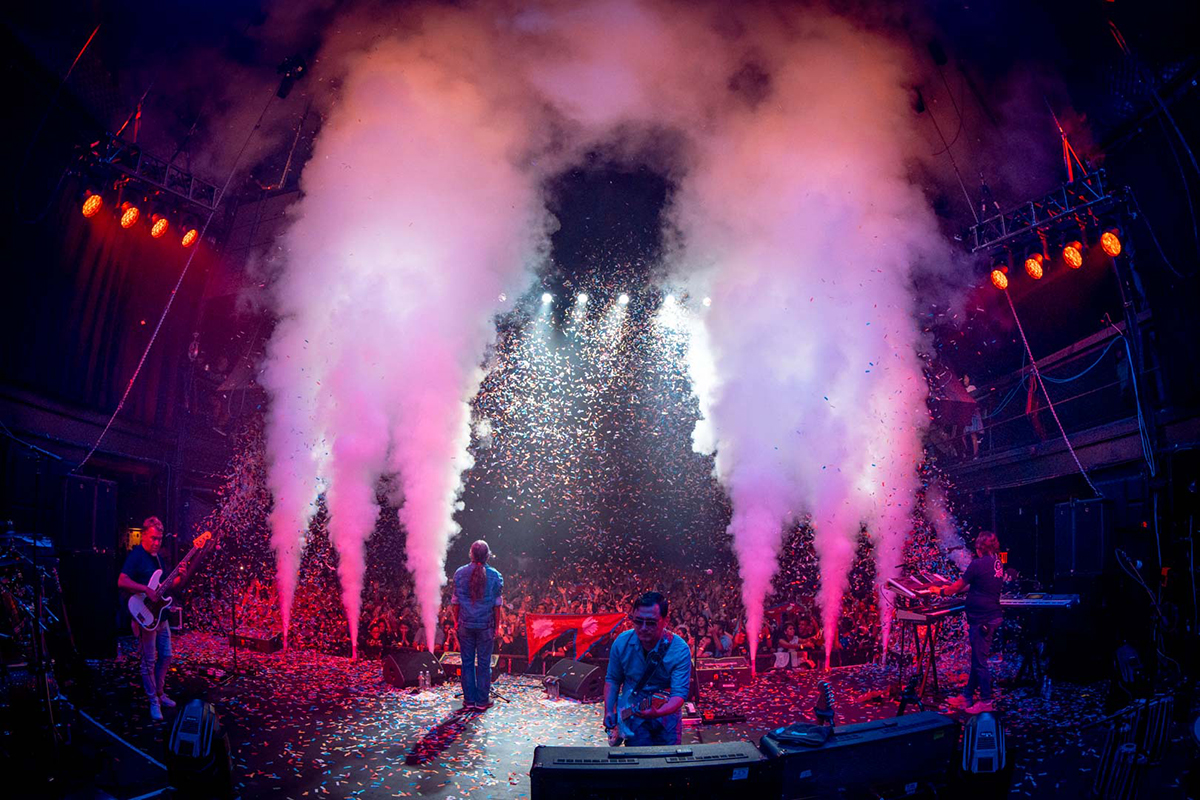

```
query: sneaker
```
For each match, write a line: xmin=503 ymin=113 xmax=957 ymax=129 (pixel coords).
xmin=149 ymin=701 xmax=163 ymax=722
xmin=477 ymin=701 xmax=494 ymax=710
xmin=946 ymin=694 xmax=971 ymax=709
xmin=965 ymin=700 xmax=994 ymax=715
xmin=159 ymin=694 xmax=177 ymax=708
xmin=458 ymin=704 xmax=477 ymax=713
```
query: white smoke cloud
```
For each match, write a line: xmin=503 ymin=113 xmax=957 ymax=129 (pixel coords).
xmin=664 ymin=10 xmax=951 ymax=667
xmin=264 ymin=6 xmax=552 ymax=653
xmin=262 ymin=0 xmax=964 ymax=663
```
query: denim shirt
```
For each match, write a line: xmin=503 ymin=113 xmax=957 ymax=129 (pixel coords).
xmin=605 ymin=629 xmax=692 ymax=737
xmin=452 ymin=563 xmax=504 ymax=629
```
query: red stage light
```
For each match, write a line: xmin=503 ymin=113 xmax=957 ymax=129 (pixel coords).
xmin=1063 ymin=240 xmax=1083 ymax=269
xmin=1024 ymin=253 xmax=1044 ymax=280
xmin=990 ymin=269 xmax=1009 ymax=290
xmin=82 ymin=193 xmax=103 ymax=218
xmin=150 ymin=215 xmax=169 ymax=238
xmin=120 ymin=203 xmax=140 ymax=229
xmin=181 ymin=228 xmax=199 ymax=248
xmin=1100 ymin=229 xmax=1122 ymax=257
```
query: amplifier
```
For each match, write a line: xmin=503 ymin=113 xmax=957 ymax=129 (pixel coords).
xmin=228 ymin=632 xmax=283 ymax=653
xmin=439 ymin=651 xmax=501 ymax=680
xmin=697 ymin=656 xmax=752 ymax=689
xmin=530 ymin=741 xmax=773 ymax=799
xmin=760 ymin=711 xmax=958 ymax=798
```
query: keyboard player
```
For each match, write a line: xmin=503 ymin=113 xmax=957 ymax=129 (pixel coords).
xmin=929 ymin=531 xmax=1004 ymax=714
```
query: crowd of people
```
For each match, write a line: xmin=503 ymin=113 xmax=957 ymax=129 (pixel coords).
xmin=193 ymin=525 xmax=885 ymax=672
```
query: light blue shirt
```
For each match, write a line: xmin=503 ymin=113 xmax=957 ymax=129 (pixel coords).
xmin=605 ymin=630 xmax=692 ymax=736
xmin=451 ymin=563 xmax=503 ymax=629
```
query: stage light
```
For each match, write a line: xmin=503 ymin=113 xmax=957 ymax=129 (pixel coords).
xmin=1024 ymin=253 xmax=1044 ymax=280
xmin=181 ymin=228 xmax=199 ymax=248
xmin=1063 ymin=240 xmax=1083 ymax=269
xmin=150 ymin=214 xmax=169 ymax=239
xmin=702 ymin=297 xmax=712 ymax=307
xmin=541 ymin=292 xmax=553 ymax=304
xmin=82 ymin=191 xmax=103 ymax=218
xmin=618 ymin=293 xmax=630 ymax=305
xmin=1100 ymin=228 xmax=1122 ymax=257
xmin=119 ymin=202 xmax=140 ymax=229
xmin=664 ymin=294 xmax=676 ymax=304
xmin=990 ymin=269 xmax=1008 ymax=290
xmin=576 ymin=293 xmax=588 ymax=304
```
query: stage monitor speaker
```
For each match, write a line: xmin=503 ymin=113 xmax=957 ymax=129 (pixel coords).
xmin=166 ymin=699 xmax=235 ymax=799
xmin=544 ymin=658 xmax=605 ymax=702
xmin=530 ymin=741 xmax=772 ymax=799
xmin=1054 ymin=498 xmax=1107 ymax=577
xmin=382 ymin=650 xmax=445 ymax=688
xmin=760 ymin=710 xmax=958 ymax=798
xmin=962 ymin=712 xmax=1006 ymax=773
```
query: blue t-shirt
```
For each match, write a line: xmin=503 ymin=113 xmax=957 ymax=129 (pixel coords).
xmin=451 ymin=563 xmax=503 ymax=629
xmin=605 ymin=630 xmax=692 ymax=738
xmin=964 ymin=554 xmax=1005 ymax=623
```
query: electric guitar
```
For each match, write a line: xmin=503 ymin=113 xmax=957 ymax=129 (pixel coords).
xmin=128 ymin=531 xmax=212 ymax=631
xmin=607 ymin=689 xmax=670 ymax=746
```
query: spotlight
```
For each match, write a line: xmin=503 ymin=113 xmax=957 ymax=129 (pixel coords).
xmin=119 ymin=201 xmax=140 ymax=229
xmin=82 ymin=191 xmax=103 ymax=218
xmin=576 ymin=293 xmax=588 ymax=304
xmin=1100 ymin=228 xmax=1122 ymax=257
xmin=990 ymin=269 xmax=1009 ymax=290
xmin=1062 ymin=240 xmax=1083 ymax=269
xmin=617 ymin=293 xmax=630 ymax=305
xmin=1024 ymin=253 xmax=1044 ymax=280
xmin=181 ymin=228 xmax=199 ymax=248
xmin=541 ymin=292 xmax=553 ymax=304
xmin=702 ymin=297 xmax=712 ymax=307
xmin=664 ymin=294 xmax=676 ymax=304
xmin=150 ymin=214 xmax=169 ymax=239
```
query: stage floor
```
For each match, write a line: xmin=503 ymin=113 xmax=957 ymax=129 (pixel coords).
xmin=59 ymin=632 xmax=1191 ymax=799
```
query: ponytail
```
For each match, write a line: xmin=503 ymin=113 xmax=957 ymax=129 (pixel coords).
xmin=468 ymin=540 xmax=489 ymax=601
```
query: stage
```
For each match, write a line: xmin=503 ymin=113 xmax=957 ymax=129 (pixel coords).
xmin=41 ymin=631 xmax=1189 ymax=799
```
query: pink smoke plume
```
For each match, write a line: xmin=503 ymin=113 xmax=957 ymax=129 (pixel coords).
xmin=666 ymin=11 xmax=948 ymax=668
xmin=264 ymin=8 xmax=550 ymax=655
xmin=258 ymin=1 xmax=964 ymax=662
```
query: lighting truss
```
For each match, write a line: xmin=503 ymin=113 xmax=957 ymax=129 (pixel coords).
xmin=90 ymin=133 xmax=220 ymax=213
xmin=970 ymin=169 xmax=1124 ymax=253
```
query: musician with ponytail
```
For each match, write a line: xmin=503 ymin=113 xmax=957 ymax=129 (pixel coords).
xmin=451 ymin=540 xmax=504 ymax=712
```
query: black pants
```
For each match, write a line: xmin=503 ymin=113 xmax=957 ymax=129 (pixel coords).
xmin=965 ymin=617 xmax=1000 ymax=702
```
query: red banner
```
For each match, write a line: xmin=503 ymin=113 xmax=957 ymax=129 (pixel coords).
xmin=525 ymin=612 xmax=626 ymax=661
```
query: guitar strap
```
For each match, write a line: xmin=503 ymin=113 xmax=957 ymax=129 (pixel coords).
xmin=631 ymin=631 xmax=672 ymax=696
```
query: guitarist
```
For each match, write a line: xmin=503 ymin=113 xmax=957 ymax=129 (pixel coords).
xmin=603 ymin=591 xmax=692 ymax=746
xmin=117 ymin=517 xmax=174 ymax=721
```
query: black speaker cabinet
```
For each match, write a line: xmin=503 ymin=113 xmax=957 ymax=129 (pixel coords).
xmin=382 ymin=649 xmax=446 ymax=687
xmin=760 ymin=711 xmax=959 ymax=798
xmin=544 ymin=658 xmax=605 ymax=702
xmin=1054 ymin=498 xmax=1108 ymax=577
xmin=57 ymin=549 xmax=117 ymax=659
xmin=531 ymin=741 xmax=772 ymax=799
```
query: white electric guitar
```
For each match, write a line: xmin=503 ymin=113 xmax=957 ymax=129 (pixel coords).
xmin=128 ymin=531 xmax=212 ymax=631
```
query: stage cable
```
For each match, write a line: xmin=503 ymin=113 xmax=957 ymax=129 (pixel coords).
xmin=71 ymin=88 xmax=280 ymax=474
xmin=1002 ymin=290 xmax=1101 ymax=497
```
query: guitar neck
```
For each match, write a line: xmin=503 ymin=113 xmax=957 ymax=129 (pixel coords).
xmin=159 ymin=541 xmax=207 ymax=591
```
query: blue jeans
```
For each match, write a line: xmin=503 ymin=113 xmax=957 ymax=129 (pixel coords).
xmin=135 ymin=620 xmax=172 ymax=700
xmin=625 ymin=713 xmax=682 ymax=746
xmin=459 ymin=626 xmax=494 ymax=705
xmin=965 ymin=618 xmax=1000 ymax=702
